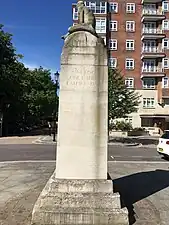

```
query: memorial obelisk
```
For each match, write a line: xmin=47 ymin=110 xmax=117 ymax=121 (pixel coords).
xmin=31 ymin=1 xmax=129 ymax=224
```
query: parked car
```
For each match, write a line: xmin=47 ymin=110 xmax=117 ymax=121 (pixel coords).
xmin=157 ymin=130 xmax=169 ymax=158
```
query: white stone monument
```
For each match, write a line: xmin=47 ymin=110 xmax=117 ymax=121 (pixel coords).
xmin=31 ymin=1 xmax=129 ymax=224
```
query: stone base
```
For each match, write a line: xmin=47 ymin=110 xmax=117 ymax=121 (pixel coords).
xmin=31 ymin=172 xmax=129 ymax=225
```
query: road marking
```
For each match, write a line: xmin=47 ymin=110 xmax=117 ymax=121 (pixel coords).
xmin=114 ymin=155 xmax=160 ymax=159
xmin=0 ymin=160 xmax=55 ymax=164
xmin=108 ymin=161 xmax=169 ymax=164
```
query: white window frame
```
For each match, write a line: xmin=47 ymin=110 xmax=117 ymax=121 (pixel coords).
xmin=109 ymin=21 xmax=118 ymax=31
xmin=95 ymin=18 xmax=106 ymax=33
xmin=162 ymin=20 xmax=169 ymax=30
xmin=126 ymin=3 xmax=135 ymax=13
xmin=142 ymin=59 xmax=156 ymax=72
xmin=109 ymin=3 xmax=118 ymax=13
xmin=163 ymin=58 xmax=169 ymax=69
xmin=125 ymin=116 xmax=133 ymax=124
xmin=162 ymin=1 xmax=169 ymax=12
xmin=142 ymin=78 xmax=155 ymax=89
xmin=162 ymin=38 xmax=169 ymax=49
xmin=162 ymin=77 xmax=169 ymax=88
xmin=126 ymin=21 xmax=135 ymax=32
xmin=125 ymin=78 xmax=134 ymax=88
xmin=85 ymin=1 xmax=107 ymax=14
xmin=143 ymin=98 xmax=155 ymax=108
xmin=73 ymin=7 xmax=78 ymax=20
xmin=109 ymin=39 xmax=117 ymax=50
xmin=126 ymin=40 xmax=135 ymax=50
xmin=125 ymin=58 xmax=135 ymax=70
xmin=109 ymin=58 xmax=117 ymax=68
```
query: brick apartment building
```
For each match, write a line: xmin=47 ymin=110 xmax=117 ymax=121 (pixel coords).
xmin=72 ymin=0 xmax=169 ymax=135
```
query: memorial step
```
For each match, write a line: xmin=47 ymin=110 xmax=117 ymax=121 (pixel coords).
xmin=46 ymin=177 xmax=113 ymax=193
xmin=33 ymin=207 xmax=129 ymax=225
xmin=39 ymin=192 xmax=121 ymax=209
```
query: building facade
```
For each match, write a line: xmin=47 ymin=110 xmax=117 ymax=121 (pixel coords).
xmin=72 ymin=0 xmax=169 ymax=135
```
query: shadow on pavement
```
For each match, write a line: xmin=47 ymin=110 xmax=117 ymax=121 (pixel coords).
xmin=113 ymin=169 xmax=169 ymax=224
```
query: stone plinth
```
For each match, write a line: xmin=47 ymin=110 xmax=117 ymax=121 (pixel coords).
xmin=31 ymin=173 xmax=128 ymax=225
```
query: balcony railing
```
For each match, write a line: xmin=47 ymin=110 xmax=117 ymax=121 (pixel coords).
xmin=142 ymin=67 xmax=164 ymax=72
xmin=142 ymin=9 xmax=164 ymax=15
xmin=142 ymin=47 xmax=164 ymax=53
xmin=142 ymin=28 xmax=163 ymax=34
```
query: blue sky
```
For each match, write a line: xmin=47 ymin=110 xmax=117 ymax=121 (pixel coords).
xmin=1 ymin=0 xmax=75 ymax=74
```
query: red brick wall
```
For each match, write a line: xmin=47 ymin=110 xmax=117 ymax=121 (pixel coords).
xmin=108 ymin=0 xmax=142 ymax=89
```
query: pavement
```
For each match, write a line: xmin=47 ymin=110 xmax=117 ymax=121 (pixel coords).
xmin=0 ymin=136 xmax=168 ymax=225
xmin=0 ymin=161 xmax=169 ymax=225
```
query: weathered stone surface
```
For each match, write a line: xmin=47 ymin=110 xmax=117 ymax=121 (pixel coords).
xmin=31 ymin=24 xmax=128 ymax=225
xmin=55 ymin=30 xmax=108 ymax=180
xmin=31 ymin=172 xmax=129 ymax=225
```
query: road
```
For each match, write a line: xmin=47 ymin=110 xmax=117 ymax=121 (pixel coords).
xmin=0 ymin=143 xmax=165 ymax=162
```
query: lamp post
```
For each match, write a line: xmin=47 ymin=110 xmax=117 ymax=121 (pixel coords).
xmin=52 ymin=71 xmax=60 ymax=142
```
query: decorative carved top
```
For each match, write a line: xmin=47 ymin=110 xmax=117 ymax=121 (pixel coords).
xmin=77 ymin=0 xmax=96 ymax=30
xmin=62 ymin=0 xmax=98 ymax=40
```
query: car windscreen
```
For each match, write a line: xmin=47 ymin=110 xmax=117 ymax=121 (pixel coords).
xmin=161 ymin=131 xmax=169 ymax=139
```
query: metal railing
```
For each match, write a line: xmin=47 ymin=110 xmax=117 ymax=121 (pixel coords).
xmin=142 ymin=67 xmax=164 ymax=72
xmin=142 ymin=47 xmax=164 ymax=53
xmin=142 ymin=9 xmax=164 ymax=15
xmin=142 ymin=28 xmax=163 ymax=34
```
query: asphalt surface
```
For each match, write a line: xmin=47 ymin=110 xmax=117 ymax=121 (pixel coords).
xmin=0 ymin=143 xmax=164 ymax=162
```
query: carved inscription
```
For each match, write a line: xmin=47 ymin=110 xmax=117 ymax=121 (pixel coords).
xmin=64 ymin=67 xmax=97 ymax=89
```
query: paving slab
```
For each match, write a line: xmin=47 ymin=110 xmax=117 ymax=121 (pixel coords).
xmin=0 ymin=161 xmax=169 ymax=224
xmin=0 ymin=136 xmax=41 ymax=145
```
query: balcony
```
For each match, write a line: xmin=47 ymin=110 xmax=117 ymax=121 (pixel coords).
xmin=142 ymin=9 xmax=165 ymax=22
xmin=142 ymin=28 xmax=166 ymax=40
xmin=141 ymin=67 xmax=165 ymax=78
xmin=142 ymin=0 xmax=163 ymax=3
xmin=141 ymin=47 xmax=166 ymax=59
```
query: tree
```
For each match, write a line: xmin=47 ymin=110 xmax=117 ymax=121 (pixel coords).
xmin=0 ymin=25 xmax=58 ymax=135
xmin=108 ymin=68 xmax=140 ymax=122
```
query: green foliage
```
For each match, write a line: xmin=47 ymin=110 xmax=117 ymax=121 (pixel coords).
xmin=108 ymin=68 xmax=140 ymax=121
xmin=0 ymin=25 xmax=58 ymax=135
xmin=109 ymin=121 xmax=133 ymax=132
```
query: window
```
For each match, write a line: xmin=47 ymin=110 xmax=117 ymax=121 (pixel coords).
xmin=142 ymin=60 xmax=156 ymax=72
xmin=126 ymin=21 xmax=135 ymax=32
xmin=109 ymin=3 xmax=118 ymax=13
xmin=109 ymin=58 xmax=117 ymax=68
xmin=162 ymin=77 xmax=169 ymax=88
xmin=125 ymin=116 xmax=133 ymax=124
xmin=125 ymin=58 xmax=134 ymax=70
xmin=125 ymin=78 xmax=134 ymax=88
xmin=126 ymin=3 xmax=135 ymax=13
xmin=126 ymin=40 xmax=135 ymax=50
xmin=143 ymin=78 xmax=155 ymax=89
xmin=95 ymin=18 xmax=106 ymax=33
xmin=162 ymin=20 xmax=169 ymax=30
xmin=109 ymin=39 xmax=117 ymax=50
xmin=162 ymin=38 xmax=169 ymax=49
xmin=143 ymin=98 xmax=155 ymax=108
xmin=163 ymin=58 xmax=169 ymax=69
xmin=141 ymin=118 xmax=154 ymax=127
xmin=162 ymin=1 xmax=169 ymax=12
xmin=86 ymin=1 xmax=107 ymax=14
xmin=73 ymin=7 xmax=78 ymax=20
xmin=110 ymin=21 xmax=118 ymax=31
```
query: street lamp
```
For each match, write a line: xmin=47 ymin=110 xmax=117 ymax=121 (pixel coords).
xmin=52 ymin=71 xmax=60 ymax=142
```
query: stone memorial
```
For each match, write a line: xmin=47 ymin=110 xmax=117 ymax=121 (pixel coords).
xmin=31 ymin=1 xmax=129 ymax=224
